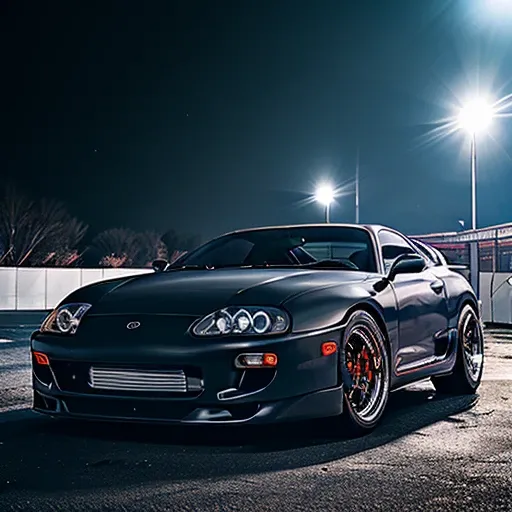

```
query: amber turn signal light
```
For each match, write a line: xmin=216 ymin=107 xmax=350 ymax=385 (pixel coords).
xmin=33 ymin=351 xmax=50 ymax=366
xmin=235 ymin=352 xmax=278 ymax=368
xmin=262 ymin=353 xmax=278 ymax=366
xmin=321 ymin=341 xmax=337 ymax=356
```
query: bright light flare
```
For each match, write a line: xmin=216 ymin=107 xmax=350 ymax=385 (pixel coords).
xmin=471 ymin=0 xmax=512 ymax=24
xmin=486 ymin=0 xmax=512 ymax=14
xmin=458 ymin=98 xmax=495 ymax=134
xmin=314 ymin=184 xmax=335 ymax=206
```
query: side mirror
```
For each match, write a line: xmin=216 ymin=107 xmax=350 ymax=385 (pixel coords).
xmin=388 ymin=254 xmax=425 ymax=281
xmin=152 ymin=259 xmax=168 ymax=272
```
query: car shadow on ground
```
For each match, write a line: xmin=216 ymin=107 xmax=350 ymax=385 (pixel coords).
xmin=0 ymin=387 xmax=479 ymax=495
xmin=57 ymin=387 xmax=478 ymax=450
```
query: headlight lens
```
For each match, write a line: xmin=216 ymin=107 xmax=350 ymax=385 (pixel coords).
xmin=192 ymin=306 xmax=290 ymax=336
xmin=40 ymin=303 xmax=92 ymax=335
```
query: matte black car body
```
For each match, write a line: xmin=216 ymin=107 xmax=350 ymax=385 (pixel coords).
xmin=30 ymin=224 xmax=480 ymax=427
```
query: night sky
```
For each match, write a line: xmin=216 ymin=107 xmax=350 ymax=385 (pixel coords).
xmin=3 ymin=0 xmax=512 ymax=241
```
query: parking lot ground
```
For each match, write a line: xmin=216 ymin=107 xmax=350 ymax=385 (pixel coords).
xmin=0 ymin=320 xmax=511 ymax=511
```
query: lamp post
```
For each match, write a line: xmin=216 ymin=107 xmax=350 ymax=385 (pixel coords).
xmin=457 ymin=98 xmax=494 ymax=230
xmin=457 ymin=98 xmax=495 ymax=296
xmin=315 ymin=184 xmax=335 ymax=223
xmin=355 ymin=147 xmax=360 ymax=223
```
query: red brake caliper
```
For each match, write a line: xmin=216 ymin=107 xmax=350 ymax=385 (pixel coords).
xmin=347 ymin=342 xmax=373 ymax=403
xmin=362 ymin=346 xmax=372 ymax=382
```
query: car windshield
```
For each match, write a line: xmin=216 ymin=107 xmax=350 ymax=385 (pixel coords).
xmin=168 ymin=226 xmax=377 ymax=272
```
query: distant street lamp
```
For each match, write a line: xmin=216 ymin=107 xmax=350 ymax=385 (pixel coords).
xmin=457 ymin=98 xmax=495 ymax=230
xmin=355 ymin=147 xmax=360 ymax=223
xmin=486 ymin=0 xmax=512 ymax=16
xmin=315 ymin=184 xmax=335 ymax=223
xmin=457 ymin=97 xmax=495 ymax=297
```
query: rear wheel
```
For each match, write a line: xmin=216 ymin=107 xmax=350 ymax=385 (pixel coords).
xmin=337 ymin=310 xmax=390 ymax=437
xmin=432 ymin=304 xmax=484 ymax=395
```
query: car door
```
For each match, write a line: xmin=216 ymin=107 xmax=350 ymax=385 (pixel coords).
xmin=378 ymin=229 xmax=449 ymax=372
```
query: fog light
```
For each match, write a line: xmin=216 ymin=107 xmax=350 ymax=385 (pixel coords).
xmin=321 ymin=341 xmax=337 ymax=356
xmin=235 ymin=353 xmax=278 ymax=368
xmin=33 ymin=351 xmax=50 ymax=365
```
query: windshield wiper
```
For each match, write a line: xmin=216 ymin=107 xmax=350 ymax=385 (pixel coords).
xmin=166 ymin=261 xmax=358 ymax=271
xmin=167 ymin=263 xmax=261 ymax=271
xmin=166 ymin=264 xmax=213 ymax=271
xmin=296 ymin=259 xmax=358 ymax=270
xmin=224 ymin=260 xmax=359 ymax=270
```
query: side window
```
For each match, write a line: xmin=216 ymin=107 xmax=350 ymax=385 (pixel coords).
xmin=431 ymin=246 xmax=447 ymax=265
xmin=378 ymin=230 xmax=418 ymax=273
xmin=411 ymin=240 xmax=437 ymax=265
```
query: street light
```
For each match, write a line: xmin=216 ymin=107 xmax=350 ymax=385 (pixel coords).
xmin=457 ymin=97 xmax=495 ymax=298
xmin=457 ymin=98 xmax=495 ymax=231
xmin=315 ymin=184 xmax=335 ymax=223
xmin=486 ymin=0 xmax=512 ymax=15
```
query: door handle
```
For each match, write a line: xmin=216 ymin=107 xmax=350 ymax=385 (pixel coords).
xmin=430 ymin=280 xmax=444 ymax=294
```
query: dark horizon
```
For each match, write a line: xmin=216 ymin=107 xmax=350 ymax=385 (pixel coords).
xmin=3 ymin=0 xmax=512 ymax=241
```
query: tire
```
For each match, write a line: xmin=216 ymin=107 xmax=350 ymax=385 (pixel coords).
xmin=432 ymin=304 xmax=484 ymax=395
xmin=335 ymin=310 xmax=391 ymax=437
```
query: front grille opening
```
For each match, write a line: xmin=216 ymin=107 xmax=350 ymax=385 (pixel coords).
xmin=33 ymin=391 xmax=59 ymax=412
xmin=49 ymin=360 xmax=203 ymax=398
xmin=63 ymin=396 xmax=195 ymax=421
xmin=32 ymin=358 xmax=53 ymax=386
xmin=33 ymin=391 xmax=46 ymax=410
xmin=89 ymin=367 xmax=188 ymax=393
xmin=44 ymin=396 xmax=59 ymax=412
xmin=239 ymin=369 xmax=275 ymax=393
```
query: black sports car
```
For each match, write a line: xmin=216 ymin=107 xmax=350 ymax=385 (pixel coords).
xmin=31 ymin=224 xmax=484 ymax=436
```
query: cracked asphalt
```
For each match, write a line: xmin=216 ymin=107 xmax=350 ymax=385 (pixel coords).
xmin=0 ymin=316 xmax=511 ymax=511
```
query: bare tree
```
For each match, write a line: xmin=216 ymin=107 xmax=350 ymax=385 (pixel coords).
xmin=91 ymin=228 xmax=139 ymax=267
xmin=161 ymin=229 xmax=201 ymax=256
xmin=132 ymin=231 xmax=168 ymax=267
xmin=91 ymin=228 xmax=191 ymax=267
xmin=36 ymin=216 xmax=88 ymax=266
xmin=99 ymin=254 xmax=130 ymax=268
xmin=0 ymin=186 xmax=88 ymax=266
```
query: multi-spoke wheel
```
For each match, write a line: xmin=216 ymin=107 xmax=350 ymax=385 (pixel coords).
xmin=432 ymin=304 xmax=484 ymax=395
xmin=337 ymin=310 xmax=390 ymax=436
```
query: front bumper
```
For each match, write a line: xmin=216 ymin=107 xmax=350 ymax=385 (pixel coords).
xmin=31 ymin=328 xmax=343 ymax=425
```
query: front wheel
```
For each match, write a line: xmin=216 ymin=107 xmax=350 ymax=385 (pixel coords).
xmin=336 ymin=310 xmax=391 ymax=437
xmin=432 ymin=304 xmax=484 ymax=395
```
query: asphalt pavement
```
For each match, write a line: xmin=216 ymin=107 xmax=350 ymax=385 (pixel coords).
xmin=0 ymin=317 xmax=511 ymax=511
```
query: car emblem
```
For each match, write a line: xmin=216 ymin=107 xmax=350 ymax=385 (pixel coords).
xmin=126 ymin=321 xmax=141 ymax=330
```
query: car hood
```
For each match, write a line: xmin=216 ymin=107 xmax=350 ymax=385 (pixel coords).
xmin=84 ymin=268 xmax=371 ymax=316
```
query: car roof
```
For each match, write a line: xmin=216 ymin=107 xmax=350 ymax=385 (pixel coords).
xmin=221 ymin=223 xmax=390 ymax=237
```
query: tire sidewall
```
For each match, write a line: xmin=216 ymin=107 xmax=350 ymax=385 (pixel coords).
xmin=341 ymin=310 xmax=390 ymax=430
xmin=458 ymin=304 xmax=484 ymax=389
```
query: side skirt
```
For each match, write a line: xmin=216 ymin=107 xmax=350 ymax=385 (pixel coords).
xmin=390 ymin=377 xmax=432 ymax=393
xmin=391 ymin=327 xmax=458 ymax=389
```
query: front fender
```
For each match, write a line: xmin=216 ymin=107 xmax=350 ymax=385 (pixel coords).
xmin=55 ymin=276 xmax=135 ymax=310
xmin=283 ymin=281 xmax=400 ymax=389
xmin=282 ymin=281 xmax=397 ymax=335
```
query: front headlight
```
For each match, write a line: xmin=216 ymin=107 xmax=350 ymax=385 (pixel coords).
xmin=40 ymin=303 xmax=92 ymax=335
xmin=192 ymin=306 xmax=290 ymax=337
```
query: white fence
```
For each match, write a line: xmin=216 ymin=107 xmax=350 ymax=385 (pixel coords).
xmin=0 ymin=267 xmax=152 ymax=310
xmin=480 ymin=271 xmax=512 ymax=324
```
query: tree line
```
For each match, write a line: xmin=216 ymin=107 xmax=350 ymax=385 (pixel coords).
xmin=0 ymin=186 xmax=201 ymax=268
